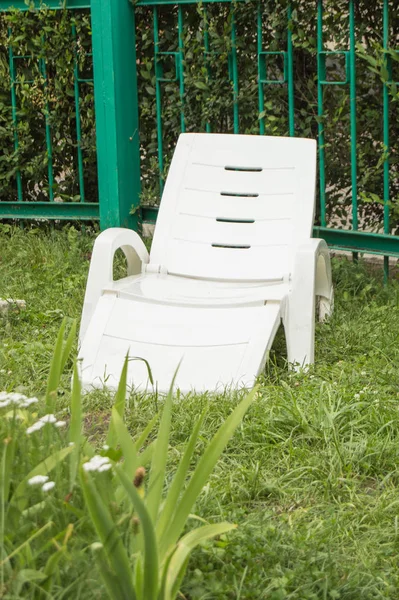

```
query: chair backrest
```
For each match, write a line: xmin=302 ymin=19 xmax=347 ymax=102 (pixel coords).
xmin=150 ymin=133 xmax=317 ymax=281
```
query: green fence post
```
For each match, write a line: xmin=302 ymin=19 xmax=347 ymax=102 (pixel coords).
xmin=91 ymin=0 xmax=140 ymax=230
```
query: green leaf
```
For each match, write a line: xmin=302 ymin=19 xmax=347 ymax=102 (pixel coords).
xmin=110 ymin=407 xmax=138 ymax=477
xmin=194 ymin=81 xmax=209 ymax=91
xmin=106 ymin=355 xmax=128 ymax=448
xmin=80 ymin=470 xmax=136 ymax=599
xmin=45 ymin=318 xmax=66 ymax=412
xmin=91 ymin=543 xmax=126 ymax=600
xmin=69 ymin=361 xmax=82 ymax=491
xmin=160 ymin=386 xmax=257 ymax=557
xmin=156 ymin=412 xmax=205 ymax=542
xmin=116 ymin=467 xmax=159 ymax=600
xmin=146 ymin=368 xmax=179 ymax=523
xmin=164 ymin=522 xmax=236 ymax=600
xmin=60 ymin=319 xmax=77 ymax=375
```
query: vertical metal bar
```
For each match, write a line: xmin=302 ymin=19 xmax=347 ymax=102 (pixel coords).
xmin=153 ymin=6 xmax=164 ymax=193
xmin=203 ymin=5 xmax=211 ymax=133
xmin=72 ymin=24 xmax=85 ymax=203
xmin=349 ymin=0 xmax=358 ymax=232
xmin=8 ymin=28 xmax=23 ymax=202
xmin=91 ymin=0 xmax=140 ymax=229
xmin=287 ymin=2 xmax=295 ymax=136
xmin=230 ymin=8 xmax=239 ymax=133
xmin=257 ymin=4 xmax=265 ymax=135
xmin=383 ymin=0 xmax=390 ymax=281
xmin=39 ymin=53 xmax=54 ymax=201
xmin=177 ymin=5 xmax=185 ymax=132
xmin=316 ymin=0 xmax=326 ymax=226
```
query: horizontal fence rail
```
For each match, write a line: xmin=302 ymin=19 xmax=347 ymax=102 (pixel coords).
xmin=1 ymin=0 xmax=399 ymax=278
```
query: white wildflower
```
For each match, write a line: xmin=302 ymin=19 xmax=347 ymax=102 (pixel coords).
xmin=26 ymin=421 xmax=46 ymax=434
xmin=54 ymin=421 xmax=67 ymax=428
xmin=361 ymin=371 xmax=367 ymax=376
xmin=102 ymin=444 xmax=109 ymax=450
xmin=28 ymin=475 xmax=49 ymax=486
xmin=68 ymin=442 xmax=75 ymax=447
xmin=39 ymin=414 xmax=57 ymax=424
xmin=42 ymin=481 xmax=55 ymax=492
xmin=98 ymin=463 xmax=112 ymax=473
xmin=83 ymin=455 xmax=112 ymax=473
xmin=20 ymin=397 xmax=39 ymax=407
xmin=0 ymin=400 xmax=11 ymax=408
xmin=354 ymin=393 xmax=360 ymax=399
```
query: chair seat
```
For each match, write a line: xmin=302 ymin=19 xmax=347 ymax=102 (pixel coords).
xmin=79 ymin=291 xmax=283 ymax=393
xmin=109 ymin=272 xmax=289 ymax=307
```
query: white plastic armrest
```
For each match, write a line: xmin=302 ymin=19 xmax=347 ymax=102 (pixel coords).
xmin=79 ymin=227 xmax=149 ymax=342
xmin=283 ymin=238 xmax=333 ymax=367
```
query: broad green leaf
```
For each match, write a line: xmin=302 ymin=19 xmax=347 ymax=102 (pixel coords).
xmin=12 ymin=446 xmax=74 ymax=511
xmin=80 ymin=470 xmax=136 ymax=599
xmin=160 ymin=386 xmax=257 ymax=557
xmin=156 ymin=412 xmax=205 ymax=541
xmin=91 ymin=543 xmax=126 ymax=600
xmin=116 ymin=467 xmax=159 ymax=600
xmin=164 ymin=523 xmax=236 ymax=600
xmin=69 ymin=361 xmax=82 ymax=491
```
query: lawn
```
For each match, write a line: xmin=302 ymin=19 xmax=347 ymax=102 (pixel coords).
xmin=1 ymin=224 xmax=399 ymax=599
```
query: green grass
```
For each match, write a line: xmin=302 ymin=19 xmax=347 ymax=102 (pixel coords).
xmin=1 ymin=225 xmax=399 ymax=599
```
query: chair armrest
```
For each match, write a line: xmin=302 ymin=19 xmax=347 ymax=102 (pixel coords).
xmin=79 ymin=228 xmax=149 ymax=342
xmin=292 ymin=238 xmax=333 ymax=320
xmin=282 ymin=238 xmax=333 ymax=367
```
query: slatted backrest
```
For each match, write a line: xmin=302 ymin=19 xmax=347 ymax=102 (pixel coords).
xmin=150 ymin=133 xmax=317 ymax=281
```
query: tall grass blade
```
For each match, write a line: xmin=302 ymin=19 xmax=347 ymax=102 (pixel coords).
xmin=60 ymin=319 xmax=77 ymax=375
xmin=164 ymin=522 xmax=236 ymax=600
xmin=156 ymin=412 xmax=205 ymax=541
xmin=133 ymin=413 xmax=159 ymax=452
xmin=45 ymin=318 xmax=66 ymax=412
xmin=146 ymin=368 xmax=179 ymax=523
xmin=69 ymin=361 xmax=82 ymax=491
xmin=110 ymin=408 xmax=138 ymax=477
xmin=106 ymin=355 xmax=128 ymax=449
xmin=160 ymin=386 xmax=257 ymax=557
xmin=80 ymin=471 xmax=136 ymax=599
xmin=116 ymin=467 xmax=159 ymax=600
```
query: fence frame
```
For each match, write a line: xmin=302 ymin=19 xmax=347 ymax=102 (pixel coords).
xmin=0 ymin=0 xmax=399 ymax=274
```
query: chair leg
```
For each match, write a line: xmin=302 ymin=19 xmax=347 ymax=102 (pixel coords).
xmin=284 ymin=303 xmax=315 ymax=369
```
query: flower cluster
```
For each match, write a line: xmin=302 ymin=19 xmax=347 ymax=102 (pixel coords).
xmin=27 ymin=414 xmax=67 ymax=435
xmin=83 ymin=455 xmax=112 ymax=473
xmin=0 ymin=392 xmax=38 ymax=409
xmin=27 ymin=475 xmax=56 ymax=492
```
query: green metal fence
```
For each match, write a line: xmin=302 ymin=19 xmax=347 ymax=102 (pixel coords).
xmin=1 ymin=0 xmax=399 ymax=278
xmin=0 ymin=0 xmax=98 ymax=222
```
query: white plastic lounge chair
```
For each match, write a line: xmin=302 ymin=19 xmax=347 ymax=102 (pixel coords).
xmin=78 ymin=133 xmax=333 ymax=393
